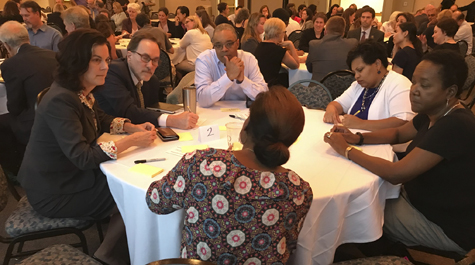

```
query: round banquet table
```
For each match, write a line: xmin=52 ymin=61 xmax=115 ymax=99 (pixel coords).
xmin=99 ymin=101 xmax=400 ymax=265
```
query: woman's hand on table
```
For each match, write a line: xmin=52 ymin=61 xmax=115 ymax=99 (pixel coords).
xmin=331 ymin=125 xmax=360 ymax=144
xmin=323 ymin=131 xmax=350 ymax=156
xmin=166 ymin=111 xmax=199 ymax=129
xmin=341 ymin=114 xmax=363 ymax=129
xmin=123 ymin=122 xmax=155 ymax=133
xmin=127 ymin=131 xmax=157 ymax=147
xmin=323 ymin=106 xmax=341 ymax=124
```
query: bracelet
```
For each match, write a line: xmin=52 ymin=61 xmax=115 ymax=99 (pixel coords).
xmin=356 ymin=132 xmax=364 ymax=145
xmin=345 ymin=146 xmax=355 ymax=160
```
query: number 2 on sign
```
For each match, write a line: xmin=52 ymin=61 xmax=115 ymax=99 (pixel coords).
xmin=199 ymin=124 xmax=220 ymax=142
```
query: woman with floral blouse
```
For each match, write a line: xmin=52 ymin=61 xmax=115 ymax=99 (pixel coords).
xmin=147 ymin=86 xmax=313 ymax=264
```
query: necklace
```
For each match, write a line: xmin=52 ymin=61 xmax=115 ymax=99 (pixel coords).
xmin=360 ymin=73 xmax=388 ymax=112
xmin=244 ymin=148 xmax=254 ymax=152
xmin=443 ymin=102 xmax=461 ymax=117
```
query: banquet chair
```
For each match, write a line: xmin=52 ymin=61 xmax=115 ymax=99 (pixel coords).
xmin=288 ymin=30 xmax=302 ymax=50
xmin=458 ymin=40 xmax=468 ymax=57
xmin=147 ymin=258 xmax=217 ymax=265
xmin=151 ymin=12 xmax=158 ymax=19
xmin=405 ymin=245 xmax=475 ymax=265
xmin=17 ymin=244 xmax=101 ymax=265
xmin=288 ymin=79 xmax=332 ymax=109
xmin=321 ymin=70 xmax=356 ymax=100
xmin=154 ymin=49 xmax=174 ymax=102
xmin=331 ymin=256 xmax=413 ymax=265
xmin=1 ymin=166 xmax=104 ymax=264
xmin=166 ymin=71 xmax=195 ymax=104
xmin=461 ymin=55 xmax=475 ymax=101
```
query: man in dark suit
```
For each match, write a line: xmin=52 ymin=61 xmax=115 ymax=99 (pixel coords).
xmin=307 ymin=16 xmax=358 ymax=81
xmin=0 ymin=21 xmax=57 ymax=175
xmin=346 ymin=6 xmax=384 ymax=43
xmin=94 ymin=31 xmax=198 ymax=129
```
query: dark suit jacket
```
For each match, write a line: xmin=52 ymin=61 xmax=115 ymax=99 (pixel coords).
xmin=347 ymin=27 xmax=384 ymax=43
xmin=460 ymin=1 xmax=475 ymax=22
xmin=18 ymin=82 xmax=114 ymax=194
xmin=299 ymin=28 xmax=324 ymax=52
xmin=173 ymin=21 xmax=187 ymax=39
xmin=306 ymin=34 xmax=358 ymax=81
xmin=94 ymin=58 xmax=162 ymax=126
xmin=0 ymin=44 xmax=57 ymax=145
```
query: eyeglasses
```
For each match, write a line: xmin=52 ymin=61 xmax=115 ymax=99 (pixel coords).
xmin=213 ymin=39 xmax=238 ymax=50
xmin=134 ymin=52 xmax=160 ymax=66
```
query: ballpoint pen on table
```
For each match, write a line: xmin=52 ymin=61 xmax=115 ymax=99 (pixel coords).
xmin=353 ymin=110 xmax=361 ymax=116
xmin=134 ymin=158 xmax=166 ymax=164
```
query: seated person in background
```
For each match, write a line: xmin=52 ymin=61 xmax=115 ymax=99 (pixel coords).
xmin=175 ymin=15 xmax=212 ymax=76
xmin=122 ymin=3 xmax=141 ymax=36
xmin=19 ymin=29 xmax=157 ymax=265
xmin=20 ymin=1 xmax=62 ymax=52
xmin=147 ymin=86 xmax=313 ymax=264
xmin=452 ymin=10 xmax=473 ymax=55
xmin=62 ymin=6 xmax=91 ymax=34
xmin=157 ymin=7 xmax=176 ymax=38
xmin=299 ymin=12 xmax=326 ymax=52
xmin=196 ymin=9 xmax=216 ymax=39
xmin=284 ymin=8 xmax=301 ymax=37
xmin=254 ymin=17 xmax=299 ymax=87
xmin=86 ymin=0 xmax=99 ymax=19
xmin=387 ymin=12 xmax=415 ymax=57
xmin=195 ymin=23 xmax=267 ymax=107
xmin=94 ymin=31 xmax=198 ymax=129
xmin=228 ymin=5 xmax=242 ymax=24
xmin=420 ymin=9 xmax=453 ymax=52
xmin=259 ymin=5 xmax=271 ymax=19
xmin=346 ymin=6 xmax=384 ymax=43
xmin=431 ymin=18 xmax=460 ymax=52
xmin=174 ymin=6 xmax=189 ymax=38
xmin=300 ymin=8 xmax=314 ymax=30
xmin=306 ymin=16 xmax=358 ymax=81
xmin=241 ymin=12 xmax=266 ymax=54
xmin=233 ymin=8 xmax=250 ymax=42
xmin=0 ymin=21 xmax=57 ymax=175
xmin=47 ymin=4 xmax=67 ymax=35
xmin=324 ymin=50 xmax=474 ymax=255
xmin=215 ymin=2 xmax=232 ymax=26
xmin=111 ymin=2 xmax=127 ymax=35
xmin=135 ymin=13 xmax=174 ymax=54
xmin=95 ymin=20 xmax=120 ymax=59
xmin=0 ymin=1 xmax=23 ymax=26
xmin=324 ymin=41 xmax=414 ymax=131
xmin=392 ymin=22 xmax=422 ymax=81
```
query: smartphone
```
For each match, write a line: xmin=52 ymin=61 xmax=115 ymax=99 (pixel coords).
xmin=156 ymin=127 xmax=179 ymax=142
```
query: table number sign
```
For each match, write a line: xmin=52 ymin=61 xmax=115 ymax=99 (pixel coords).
xmin=198 ymin=124 xmax=220 ymax=142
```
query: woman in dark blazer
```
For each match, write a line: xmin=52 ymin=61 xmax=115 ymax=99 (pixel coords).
xmin=299 ymin=12 xmax=326 ymax=52
xmin=18 ymin=29 xmax=156 ymax=264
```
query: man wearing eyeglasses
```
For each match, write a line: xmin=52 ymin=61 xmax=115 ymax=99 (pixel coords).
xmin=195 ymin=24 xmax=267 ymax=107
xmin=95 ymin=31 xmax=198 ymax=129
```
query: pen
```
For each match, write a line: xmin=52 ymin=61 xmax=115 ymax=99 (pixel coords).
xmin=187 ymin=106 xmax=192 ymax=113
xmin=353 ymin=110 xmax=361 ymax=116
xmin=134 ymin=158 xmax=166 ymax=164
xmin=229 ymin=114 xmax=246 ymax=120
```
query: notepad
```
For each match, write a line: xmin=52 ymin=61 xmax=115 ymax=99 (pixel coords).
xmin=221 ymin=108 xmax=241 ymax=112
xmin=219 ymin=126 xmax=227 ymax=131
xmin=181 ymin=144 xmax=208 ymax=153
xmin=128 ymin=164 xmax=164 ymax=178
xmin=177 ymin=132 xmax=193 ymax=141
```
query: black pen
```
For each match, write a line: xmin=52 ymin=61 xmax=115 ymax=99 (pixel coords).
xmin=229 ymin=114 xmax=246 ymax=120
xmin=134 ymin=158 xmax=166 ymax=164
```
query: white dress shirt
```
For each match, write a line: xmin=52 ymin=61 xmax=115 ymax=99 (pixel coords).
xmin=455 ymin=20 xmax=473 ymax=55
xmin=195 ymin=49 xmax=268 ymax=107
xmin=286 ymin=19 xmax=301 ymax=37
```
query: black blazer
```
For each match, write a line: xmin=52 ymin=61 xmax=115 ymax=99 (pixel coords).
xmin=299 ymin=28 xmax=324 ymax=52
xmin=347 ymin=27 xmax=384 ymax=43
xmin=0 ymin=44 xmax=57 ymax=145
xmin=94 ymin=58 xmax=163 ymax=126
xmin=173 ymin=21 xmax=186 ymax=39
xmin=18 ymin=82 xmax=114 ymax=194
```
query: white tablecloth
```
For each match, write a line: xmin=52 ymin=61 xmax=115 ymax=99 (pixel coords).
xmin=286 ymin=62 xmax=312 ymax=86
xmin=100 ymin=101 xmax=400 ymax=265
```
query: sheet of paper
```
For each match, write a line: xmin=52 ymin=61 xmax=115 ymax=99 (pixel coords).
xmin=181 ymin=144 xmax=208 ymax=153
xmin=177 ymin=132 xmax=193 ymax=142
xmin=196 ymin=118 xmax=207 ymax=127
xmin=166 ymin=147 xmax=184 ymax=157
xmin=128 ymin=164 xmax=164 ymax=178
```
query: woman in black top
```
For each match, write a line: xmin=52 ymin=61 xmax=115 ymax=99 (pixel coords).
xmin=392 ymin=22 xmax=422 ymax=80
xmin=432 ymin=17 xmax=460 ymax=53
xmin=298 ymin=12 xmax=326 ymax=52
xmin=241 ymin=12 xmax=266 ymax=54
xmin=324 ymin=49 xmax=474 ymax=255
xmin=234 ymin=8 xmax=249 ymax=44
xmin=0 ymin=1 xmax=23 ymax=26
xmin=254 ymin=18 xmax=299 ymax=87
xmin=326 ymin=4 xmax=339 ymax=19
xmin=342 ymin=8 xmax=356 ymax=37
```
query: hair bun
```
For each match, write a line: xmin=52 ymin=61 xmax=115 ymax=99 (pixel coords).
xmin=254 ymin=140 xmax=290 ymax=168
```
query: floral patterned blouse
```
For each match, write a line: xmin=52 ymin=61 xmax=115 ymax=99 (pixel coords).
xmin=146 ymin=148 xmax=313 ymax=264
